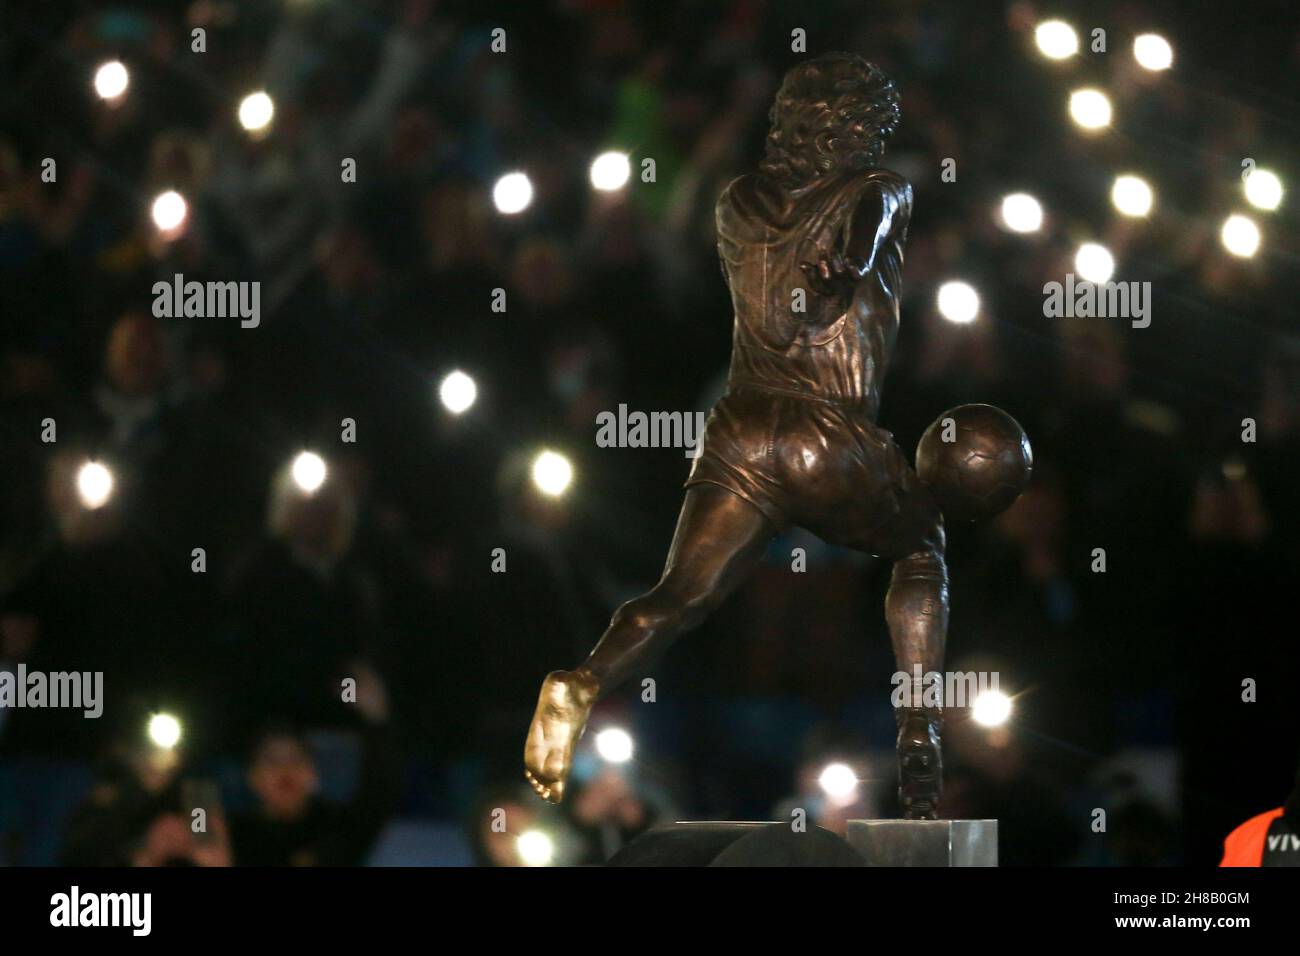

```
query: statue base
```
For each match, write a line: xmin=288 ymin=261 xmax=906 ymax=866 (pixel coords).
xmin=844 ymin=819 xmax=998 ymax=867
xmin=607 ymin=821 xmax=864 ymax=866
xmin=605 ymin=819 xmax=998 ymax=866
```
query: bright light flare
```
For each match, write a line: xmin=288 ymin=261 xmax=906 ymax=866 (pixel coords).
xmin=238 ymin=91 xmax=275 ymax=132
xmin=151 ymin=190 xmax=188 ymax=231
xmin=147 ymin=712 xmax=183 ymax=749
xmin=589 ymin=151 xmax=631 ymax=192
xmin=936 ymin=281 xmax=980 ymax=324
xmin=1069 ymin=88 xmax=1112 ymax=131
xmin=291 ymin=451 xmax=327 ymax=493
xmin=76 ymin=461 xmax=114 ymax=509
xmin=999 ymin=193 xmax=1044 ymax=233
xmin=1133 ymin=34 xmax=1173 ymax=71
xmin=1220 ymin=215 xmax=1260 ymax=258
xmin=93 ymin=60 xmax=129 ymax=100
xmin=1243 ymin=168 xmax=1283 ymax=212
xmin=439 ymin=370 xmax=477 ymax=414
xmin=1034 ymin=20 xmax=1079 ymax=60
xmin=971 ymin=690 xmax=1013 ymax=727
xmin=531 ymin=450 xmax=573 ymax=497
xmin=595 ymin=727 xmax=634 ymax=764
xmin=1111 ymin=175 xmax=1153 ymax=217
xmin=1075 ymin=243 xmax=1115 ymax=283
xmin=817 ymin=762 xmax=859 ymax=803
xmin=517 ymin=830 xmax=554 ymax=866
xmin=493 ymin=171 xmax=534 ymax=214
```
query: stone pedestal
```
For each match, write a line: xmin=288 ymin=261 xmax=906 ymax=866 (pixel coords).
xmin=844 ymin=819 xmax=998 ymax=867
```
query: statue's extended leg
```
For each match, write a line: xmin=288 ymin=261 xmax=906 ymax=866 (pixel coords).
xmin=886 ymin=533 xmax=948 ymax=819
xmin=524 ymin=484 xmax=774 ymax=802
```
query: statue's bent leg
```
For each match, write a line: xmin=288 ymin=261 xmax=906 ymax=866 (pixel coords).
xmin=524 ymin=484 xmax=774 ymax=802
xmin=586 ymin=483 xmax=775 ymax=689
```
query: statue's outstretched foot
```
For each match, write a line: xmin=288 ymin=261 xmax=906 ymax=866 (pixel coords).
xmin=523 ymin=668 xmax=600 ymax=804
xmin=897 ymin=708 xmax=942 ymax=820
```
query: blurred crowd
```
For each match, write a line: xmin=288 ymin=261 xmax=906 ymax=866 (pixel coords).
xmin=1 ymin=0 xmax=1298 ymax=866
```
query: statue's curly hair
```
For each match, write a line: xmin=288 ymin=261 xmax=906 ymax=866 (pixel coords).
xmin=759 ymin=53 xmax=901 ymax=187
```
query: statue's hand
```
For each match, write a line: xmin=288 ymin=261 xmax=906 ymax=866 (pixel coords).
xmin=799 ymin=253 xmax=867 ymax=300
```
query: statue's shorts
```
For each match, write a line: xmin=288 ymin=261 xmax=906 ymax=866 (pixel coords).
xmin=685 ymin=383 xmax=940 ymax=558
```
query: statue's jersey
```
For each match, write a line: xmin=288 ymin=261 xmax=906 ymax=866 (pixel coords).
xmin=716 ymin=168 xmax=912 ymax=416
xmin=687 ymin=167 xmax=936 ymax=558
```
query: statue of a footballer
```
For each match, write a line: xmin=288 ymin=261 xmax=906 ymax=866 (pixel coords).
xmin=524 ymin=53 xmax=1031 ymax=819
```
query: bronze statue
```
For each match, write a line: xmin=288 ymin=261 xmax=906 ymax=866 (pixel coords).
xmin=526 ymin=53 xmax=955 ymax=818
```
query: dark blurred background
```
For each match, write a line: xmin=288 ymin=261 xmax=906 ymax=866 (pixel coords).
xmin=1 ymin=0 xmax=1297 ymax=866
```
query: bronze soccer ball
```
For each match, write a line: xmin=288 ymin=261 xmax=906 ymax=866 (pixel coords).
xmin=916 ymin=404 xmax=1032 ymax=521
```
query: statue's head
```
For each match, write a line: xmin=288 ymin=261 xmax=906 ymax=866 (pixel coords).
xmin=759 ymin=53 xmax=901 ymax=188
